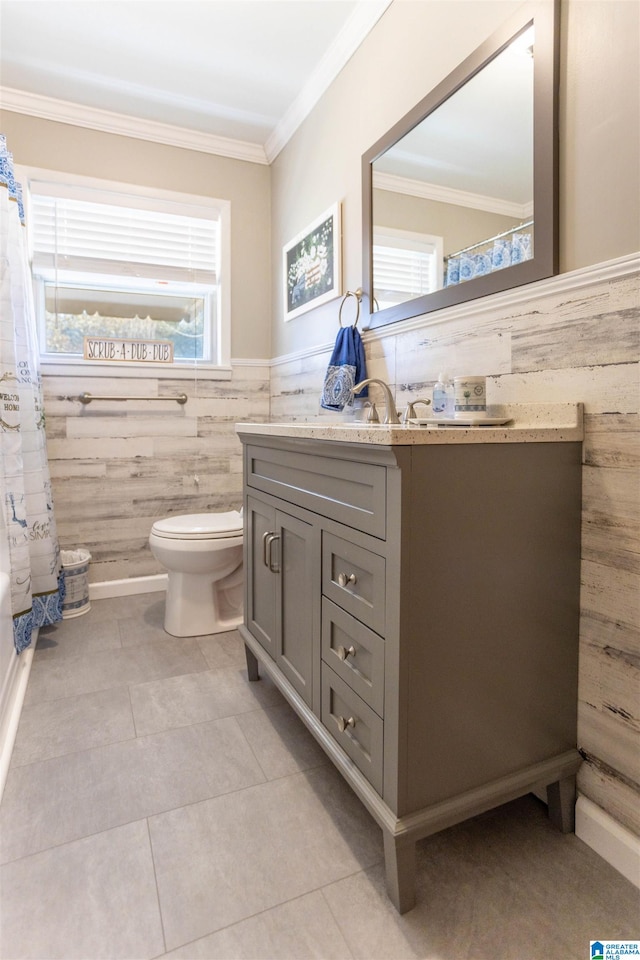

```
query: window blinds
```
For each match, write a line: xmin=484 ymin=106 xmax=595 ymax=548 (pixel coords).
xmin=30 ymin=189 xmax=219 ymax=285
xmin=372 ymin=242 xmax=437 ymax=299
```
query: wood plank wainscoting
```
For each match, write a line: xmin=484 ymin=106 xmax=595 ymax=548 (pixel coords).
xmin=269 ymin=254 xmax=640 ymax=865
xmin=41 ymin=363 xmax=270 ymax=584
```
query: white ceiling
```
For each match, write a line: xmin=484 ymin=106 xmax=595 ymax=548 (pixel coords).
xmin=0 ymin=0 xmax=391 ymax=162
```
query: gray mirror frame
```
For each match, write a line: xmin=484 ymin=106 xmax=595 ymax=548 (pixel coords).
xmin=362 ymin=0 xmax=559 ymax=330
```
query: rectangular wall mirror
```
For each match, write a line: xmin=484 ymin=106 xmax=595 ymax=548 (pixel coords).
xmin=362 ymin=0 xmax=559 ymax=330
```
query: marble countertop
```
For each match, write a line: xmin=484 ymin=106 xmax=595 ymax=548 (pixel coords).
xmin=236 ymin=403 xmax=584 ymax=445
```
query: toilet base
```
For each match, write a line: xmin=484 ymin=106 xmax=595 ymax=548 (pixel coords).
xmin=163 ymin=566 xmax=243 ymax=638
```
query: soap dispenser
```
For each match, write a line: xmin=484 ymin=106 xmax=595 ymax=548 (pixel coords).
xmin=432 ymin=372 xmax=454 ymax=417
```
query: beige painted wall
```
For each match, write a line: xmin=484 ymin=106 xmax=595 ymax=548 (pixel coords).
xmin=4 ymin=1 xmax=637 ymax=362
xmin=0 ymin=111 xmax=272 ymax=580
xmin=0 ymin=112 xmax=272 ymax=360
xmin=271 ymin=0 xmax=640 ymax=358
xmin=373 ymin=189 xmax=518 ymax=258
xmin=561 ymin=0 xmax=640 ymax=270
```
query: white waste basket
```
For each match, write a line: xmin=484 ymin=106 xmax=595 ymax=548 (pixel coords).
xmin=60 ymin=549 xmax=91 ymax=618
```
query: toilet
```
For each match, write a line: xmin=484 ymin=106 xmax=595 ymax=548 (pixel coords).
xmin=149 ymin=510 xmax=243 ymax=638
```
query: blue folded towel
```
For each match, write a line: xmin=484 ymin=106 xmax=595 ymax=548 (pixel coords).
xmin=320 ymin=325 xmax=368 ymax=411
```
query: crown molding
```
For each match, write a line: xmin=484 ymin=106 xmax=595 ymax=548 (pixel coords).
xmin=0 ymin=1 xmax=391 ymax=167
xmin=0 ymin=86 xmax=269 ymax=165
xmin=264 ymin=0 xmax=393 ymax=163
xmin=373 ymin=170 xmax=532 ymax=220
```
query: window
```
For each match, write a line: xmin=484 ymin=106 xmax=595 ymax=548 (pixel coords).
xmin=23 ymin=171 xmax=230 ymax=372
xmin=373 ymin=228 xmax=443 ymax=311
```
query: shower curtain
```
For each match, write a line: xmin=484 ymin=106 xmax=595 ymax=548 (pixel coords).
xmin=445 ymin=228 xmax=533 ymax=287
xmin=0 ymin=135 xmax=63 ymax=653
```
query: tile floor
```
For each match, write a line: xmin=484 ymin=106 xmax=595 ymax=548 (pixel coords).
xmin=0 ymin=593 xmax=637 ymax=960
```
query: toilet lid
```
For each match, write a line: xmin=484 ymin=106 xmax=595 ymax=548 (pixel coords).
xmin=151 ymin=511 xmax=243 ymax=540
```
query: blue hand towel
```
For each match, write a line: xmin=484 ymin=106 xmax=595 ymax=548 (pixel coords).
xmin=321 ymin=325 xmax=368 ymax=411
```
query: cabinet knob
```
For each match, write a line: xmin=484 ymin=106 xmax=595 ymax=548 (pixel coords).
xmin=337 ymin=572 xmax=357 ymax=588
xmin=336 ymin=645 xmax=356 ymax=661
xmin=336 ymin=715 xmax=355 ymax=733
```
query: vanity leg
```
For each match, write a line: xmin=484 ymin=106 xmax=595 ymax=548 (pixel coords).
xmin=245 ymin=644 xmax=259 ymax=682
xmin=383 ymin=831 xmax=417 ymax=914
xmin=547 ymin=774 xmax=576 ymax=833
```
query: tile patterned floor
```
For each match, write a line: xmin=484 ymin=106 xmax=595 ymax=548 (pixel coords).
xmin=0 ymin=594 xmax=637 ymax=959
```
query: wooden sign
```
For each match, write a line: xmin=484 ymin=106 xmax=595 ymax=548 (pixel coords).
xmin=83 ymin=337 xmax=174 ymax=363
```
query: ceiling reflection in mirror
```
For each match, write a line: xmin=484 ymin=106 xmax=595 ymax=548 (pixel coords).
xmin=363 ymin=2 xmax=558 ymax=329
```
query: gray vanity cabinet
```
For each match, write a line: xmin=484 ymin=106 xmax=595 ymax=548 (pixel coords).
xmin=238 ymin=430 xmax=583 ymax=914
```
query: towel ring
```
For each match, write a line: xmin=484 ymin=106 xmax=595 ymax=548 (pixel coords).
xmin=338 ymin=288 xmax=362 ymax=328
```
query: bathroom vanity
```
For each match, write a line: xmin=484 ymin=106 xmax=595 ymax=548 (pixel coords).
xmin=236 ymin=406 xmax=583 ymax=913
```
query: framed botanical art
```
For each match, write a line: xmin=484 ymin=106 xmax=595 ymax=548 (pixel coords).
xmin=283 ymin=202 xmax=341 ymax=321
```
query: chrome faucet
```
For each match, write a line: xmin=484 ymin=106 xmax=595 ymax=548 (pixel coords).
xmin=351 ymin=379 xmax=400 ymax=424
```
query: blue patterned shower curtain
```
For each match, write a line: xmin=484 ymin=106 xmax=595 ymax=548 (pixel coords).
xmin=0 ymin=135 xmax=63 ymax=652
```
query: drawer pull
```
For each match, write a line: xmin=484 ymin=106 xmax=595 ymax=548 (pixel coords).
xmin=336 ymin=644 xmax=356 ymax=661
xmin=337 ymin=572 xmax=357 ymax=588
xmin=263 ymin=532 xmax=279 ymax=572
xmin=262 ymin=530 xmax=272 ymax=567
xmin=336 ymin=715 xmax=356 ymax=733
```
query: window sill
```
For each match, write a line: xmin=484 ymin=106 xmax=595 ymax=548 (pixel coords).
xmin=39 ymin=358 xmax=233 ymax=380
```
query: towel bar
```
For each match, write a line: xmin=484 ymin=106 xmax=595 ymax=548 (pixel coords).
xmin=78 ymin=392 xmax=187 ymax=405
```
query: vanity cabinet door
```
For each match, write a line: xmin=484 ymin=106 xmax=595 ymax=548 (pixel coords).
xmin=275 ymin=510 xmax=315 ymax=707
xmin=246 ymin=496 xmax=277 ymax=657
xmin=245 ymin=494 xmax=315 ymax=708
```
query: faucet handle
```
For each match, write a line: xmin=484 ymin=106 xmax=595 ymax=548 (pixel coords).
xmin=363 ymin=401 xmax=380 ymax=423
xmin=402 ymin=398 xmax=432 ymax=423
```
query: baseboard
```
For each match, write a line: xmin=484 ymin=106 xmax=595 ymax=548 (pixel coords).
xmin=89 ymin=574 xmax=167 ymax=600
xmin=576 ymin=795 xmax=640 ymax=889
xmin=518 ymin=786 xmax=638 ymax=889
xmin=0 ymin=637 xmax=36 ymax=803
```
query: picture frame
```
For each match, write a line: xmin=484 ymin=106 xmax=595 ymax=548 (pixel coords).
xmin=283 ymin=202 xmax=342 ymax=321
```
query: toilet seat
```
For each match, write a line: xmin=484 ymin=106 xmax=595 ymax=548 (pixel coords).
xmin=151 ymin=511 xmax=243 ymax=541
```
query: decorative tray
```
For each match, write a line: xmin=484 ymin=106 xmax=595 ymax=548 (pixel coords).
xmin=409 ymin=416 xmax=513 ymax=427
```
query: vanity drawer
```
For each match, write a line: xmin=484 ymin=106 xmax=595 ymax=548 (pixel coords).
xmin=322 ymin=597 xmax=384 ymax=717
xmin=322 ymin=532 xmax=386 ymax=634
xmin=321 ymin=662 xmax=383 ymax=795
xmin=244 ymin=444 xmax=386 ymax=537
